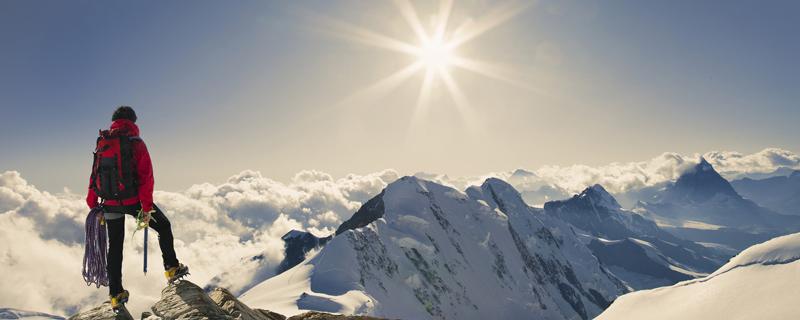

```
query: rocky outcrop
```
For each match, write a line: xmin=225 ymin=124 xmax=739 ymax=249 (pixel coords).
xmin=150 ymin=281 xmax=234 ymax=319
xmin=276 ymin=231 xmax=332 ymax=275
xmin=335 ymin=190 xmax=385 ymax=235
xmin=208 ymin=287 xmax=284 ymax=320
xmin=67 ymin=302 xmax=133 ymax=320
xmin=68 ymin=281 xmax=386 ymax=320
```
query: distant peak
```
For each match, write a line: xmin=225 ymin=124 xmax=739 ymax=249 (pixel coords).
xmin=668 ymin=156 xmax=741 ymax=202
xmin=511 ymin=168 xmax=536 ymax=178
xmin=791 ymin=170 xmax=800 ymax=179
xmin=282 ymin=230 xmax=308 ymax=241
xmin=397 ymin=175 xmax=421 ymax=183
xmin=385 ymin=175 xmax=428 ymax=192
xmin=475 ymin=177 xmax=528 ymax=213
xmin=579 ymin=184 xmax=621 ymax=209
xmin=484 ymin=176 xmax=512 ymax=187
xmin=589 ymin=184 xmax=609 ymax=194
xmin=697 ymin=157 xmax=713 ymax=171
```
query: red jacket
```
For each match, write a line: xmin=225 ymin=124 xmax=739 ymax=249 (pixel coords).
xmin=86 ymin=119 xmax=155 ymax=212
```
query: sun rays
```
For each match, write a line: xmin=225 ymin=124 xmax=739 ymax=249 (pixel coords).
xmin=317 ymin=0 xmax=530 ymax=118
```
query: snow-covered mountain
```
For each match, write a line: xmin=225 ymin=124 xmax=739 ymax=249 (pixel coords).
xmin=635 ymin=158 xmax=800 ymax=250
xmin=239 ymin=176 xmax=627 ymax=320
xmin=504 ymin=169 xmax=571 ymax=207
xmin=205 ymin=230 xmax=332 ymax=296
xmin=732 ymin=170 xmax=800 ymax=216
xmin=543 ymin=184 xmax=722 ymax=289
xmin=545 ymin=185 xmax=649 ymax=239
xmin=598 ymin=232 xmax=800 ymax=320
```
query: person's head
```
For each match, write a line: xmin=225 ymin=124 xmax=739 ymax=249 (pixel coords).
xmin=112 ymin=106 xmax=137 ymax=123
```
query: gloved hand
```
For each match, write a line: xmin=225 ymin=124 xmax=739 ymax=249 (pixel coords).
xmin=137 ymin=209 xmax=156 ymax=229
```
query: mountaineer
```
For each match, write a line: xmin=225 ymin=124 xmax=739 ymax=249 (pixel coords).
xmin=86 ymin=106 xmax=189 ymax=312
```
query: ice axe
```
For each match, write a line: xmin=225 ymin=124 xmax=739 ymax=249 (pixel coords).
xmin=144 ymin=227 xmax=148 ymax=275
xmin=134 ymin=210 xmax=155 ymax=275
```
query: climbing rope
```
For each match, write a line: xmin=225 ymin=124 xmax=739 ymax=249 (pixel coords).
xmin=82 ymin=207 xmax=108 ymax=288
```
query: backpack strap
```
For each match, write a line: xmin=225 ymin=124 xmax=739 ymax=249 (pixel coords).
xmin=89 ymin=130 xmax=105 ymax=195
xmin=117 ymin=135 xmax=139 ymax=199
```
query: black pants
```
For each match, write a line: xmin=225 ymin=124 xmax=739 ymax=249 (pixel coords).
xmin=104 ymin=203 xmax=179 ymax=296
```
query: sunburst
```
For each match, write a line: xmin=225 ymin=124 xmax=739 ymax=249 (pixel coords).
xmin=318 ymin=0 xmax=529 ymax=120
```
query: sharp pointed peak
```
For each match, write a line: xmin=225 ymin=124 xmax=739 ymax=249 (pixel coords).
xmin=575 ymin=184 xmax=621 ymax=209
xmin=588 ymin=184 xmax=609 ymax=194
xmin=697 ymin=157 xmax=713 ymax=169
xmin=578 ymin=184 xmax=612 ymax=198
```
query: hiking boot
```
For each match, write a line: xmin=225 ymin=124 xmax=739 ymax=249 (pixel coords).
xmin=165 ymin=263 xmax=190 ymax=284
xmin=109 ymin=290 xmax=129 ymax=313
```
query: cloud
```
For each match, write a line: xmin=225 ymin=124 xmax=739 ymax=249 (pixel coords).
xmin=702 ymin=148 xmax=800 ymax=178
xmin=0 ymin=169 xmax=398 ymax=317
xmin=533 ymin=152 xmax=696 ymax=194
xmin=184 ymin=169 xmax=398 ymax=234
xmin=428 ymin=148 xmax=800 ymax=201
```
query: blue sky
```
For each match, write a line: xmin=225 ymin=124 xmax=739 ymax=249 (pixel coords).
xmin=1 ymin=0 xmax=798 ymax=192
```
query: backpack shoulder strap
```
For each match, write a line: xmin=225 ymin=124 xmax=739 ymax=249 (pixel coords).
xmin=117 ymin=135 xmax=138 ymax=197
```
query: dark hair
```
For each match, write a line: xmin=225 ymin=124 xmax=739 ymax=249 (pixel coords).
xmin=112 ymin=106 xmax=137 ymax=122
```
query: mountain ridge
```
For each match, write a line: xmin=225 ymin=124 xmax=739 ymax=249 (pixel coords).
xmin=542 ymin=183 xmax=722 ymax=289
xmin=240 ymin=176 xmax=627 ymax=319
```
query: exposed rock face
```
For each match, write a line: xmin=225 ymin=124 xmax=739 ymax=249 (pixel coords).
xmin=277 ymin=231 xmax=333 ymax=275
xmin=151 ymin=281 xmax=234 ymax=319
xmin=208 ymin=287 xmax=285 ymax=320
xmin=335 ymin=191 xmax=385 ymax=235
xmin=67 ymin=302 xmax=133 ymax=320
xmin=667 ymin=158 xmax=740 ymax=203
xmin=67 ymin=281 xmax=385 ymax=320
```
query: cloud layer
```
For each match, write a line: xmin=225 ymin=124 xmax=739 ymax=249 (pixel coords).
xmin=411 ymin=148 xmax=800 ymax=207
xmin=1 ymin=147 xmax=797 ymax=316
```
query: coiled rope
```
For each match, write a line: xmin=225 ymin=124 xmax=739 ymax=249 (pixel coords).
xmin=82 ymin=207 xmax=108 ymax=287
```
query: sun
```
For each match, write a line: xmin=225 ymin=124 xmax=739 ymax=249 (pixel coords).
xmin=416 ymin=37 xmax=455 ymax=71
xmin=320 ymin=0 xmax=529 ymax=114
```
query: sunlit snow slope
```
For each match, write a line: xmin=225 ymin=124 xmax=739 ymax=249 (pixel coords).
xmin=598 ymin=232 xmax=800 ymax=320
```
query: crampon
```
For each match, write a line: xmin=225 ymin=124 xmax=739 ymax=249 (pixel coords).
xmin=110 ymin=290 xmax=129 ymax=314
xmin=165 ymin=263 xmax=190 ymax=284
